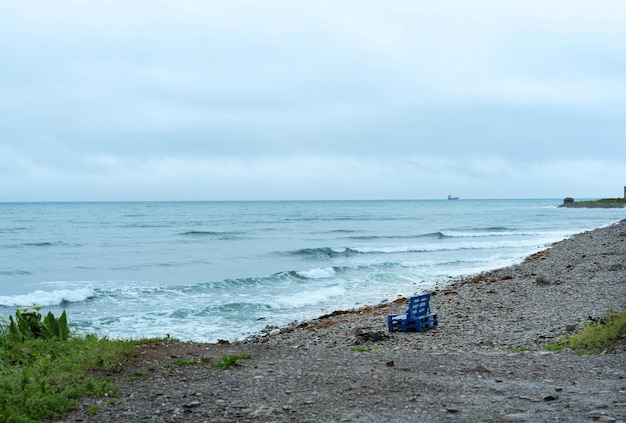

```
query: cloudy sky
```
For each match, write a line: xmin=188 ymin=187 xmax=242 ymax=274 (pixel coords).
xmin=1 ymin=1 xmax=625 ymax=201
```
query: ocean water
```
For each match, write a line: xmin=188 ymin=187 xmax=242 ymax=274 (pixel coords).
xmin=1 ymin=200 xmax=624 ymax=342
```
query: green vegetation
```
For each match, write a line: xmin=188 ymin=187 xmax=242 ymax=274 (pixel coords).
xmin=559 ymin=198 xmax=626 ymax=208
xmin=215 ymin=354 xmax=251 ymax=368
xmin=173 ymin=354 xmax=213 ymax=367
xmin=0 ymin=307 xmax=161 ymax=423
xmin=542 ymin=310 xmax=626 ymax=354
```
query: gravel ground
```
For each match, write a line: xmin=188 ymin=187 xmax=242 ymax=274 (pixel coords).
xmin=58 ymin=220 xmax=626 ymax=423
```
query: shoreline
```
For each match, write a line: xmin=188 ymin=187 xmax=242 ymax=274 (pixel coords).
xmin=61 ymin=220 xmax=626 ymax=422
xmin=247 ymin=219 xmax=626 ymax=350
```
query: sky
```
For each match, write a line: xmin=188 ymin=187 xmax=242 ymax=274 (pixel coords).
xmin=1 ymin=1 xmax=625 ymax=201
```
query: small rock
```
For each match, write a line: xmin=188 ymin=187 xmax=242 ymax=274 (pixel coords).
xmin=386 ymin=360 xmax=395 ymax=366
xmin=269 ymin=328 xmax=281 ymax=336
xmin=473 ymin=365 xmax=491 ymax=373
xmin=566 ymin=324 xmax=577 ymax=332
xmin=588 ymin=409 xmax=608 ymax=417
xmin=503 ymin=412 xmax=528 ymax=421
xmin=183 ymin=401 xmax=201 ymax=408
xmin=536 ymin=275 xmax=550 ymax=285
xmin=250 ymin=406 xmax=277 ymax=417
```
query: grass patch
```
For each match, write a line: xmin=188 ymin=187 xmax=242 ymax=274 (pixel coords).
xmin=542 ymin=310 xmax=626 ymax=354
xmin=174 ymin=355 xmax=212 ymax=367
xmin=0 ymin=307 xmax=168 ymax=423
xmin=129 ymin=370 xmax=148 ymax=381
xmin=215 ymin=354 xmax=251 ymax=369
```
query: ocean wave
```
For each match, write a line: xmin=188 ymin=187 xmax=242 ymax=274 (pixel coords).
xmin=346 ymin=229 xmax=539 ymax=240
xmin=179 ymin=230 xmax=245 ymax=239
xmin=287 ymin=247 xmax=361 ymax=258
xmin=440 ymin=231 xmax=517 ymax=238
xmin=326 ymin=229 xmax=363 ymax=233
xmin=120 ymin=223 xmax=170 ymax=228
xmin=16 ymin=241 xmax=82 ymax=248
xmin=352 ymin=240 xmax=546 ymax=254
xmin=269 ymin=285 xmax=345 ymax=308
xmin=112 ymin=259 xmax=212 ymax=271
xmin=285 ymin=244 xmax=460 ymax=257
xmin=0 ymin=270 xmax=32 ymax=276
xmin=196 ymin=263 xmax=406 ymax=292
xmin=188 ymin=268 xmax=342 ymax=294
xmin=295 ymin=267 xmax=337 ymax=279
xmin=201 ymin=302 xmax=272 ymax=315
xmin=197 ymin=275 xmax=280 ymax=291
xmin=287 ymin=238 xmax=553 ymax=258
xmin=23 ymin=242 xmax=56 ymax=247
xmin=281 ymin=213 xmax=418 ymax=223
xmin=0 ymin=288 xmax=95 ymax=307
xmin=0 ymin=227 xmax=28 ymax=233
xmin=346 ymin=232 xmax=447 ymax=240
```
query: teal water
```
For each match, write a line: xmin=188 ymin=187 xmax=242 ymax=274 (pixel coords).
xmin=1 ymin=199 xmax=623 ymax=341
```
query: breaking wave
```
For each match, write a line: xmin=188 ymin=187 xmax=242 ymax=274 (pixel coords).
xmin=0 ymin=288 xmax=96 ymax=307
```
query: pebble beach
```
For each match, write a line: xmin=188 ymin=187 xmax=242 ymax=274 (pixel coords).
xmin=60 ymin=219 xmax=626 ymax=423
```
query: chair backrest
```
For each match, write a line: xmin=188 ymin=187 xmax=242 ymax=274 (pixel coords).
xmin=407 ymin=294 xmax=431 ymax=318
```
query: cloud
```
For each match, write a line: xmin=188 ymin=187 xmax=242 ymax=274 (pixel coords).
xmin=0 ymin=1 xmax=625 ymax=200
xmin=2 ymin=146 xmax=624 ymax=202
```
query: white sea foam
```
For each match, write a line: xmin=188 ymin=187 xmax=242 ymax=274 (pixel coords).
xmin=0 ymin=288 xmax=95 ymax=307
xmin=296 ymin=267 xmax=336 ymax=279
xmin=353 ymin=237 xmax=563 ymax=254
xmin=270 ymin=285 xmax=345 ymax=308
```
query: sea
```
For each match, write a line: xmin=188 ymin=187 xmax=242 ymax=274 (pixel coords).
xmin=1 ymin=199 xmax=624 ymax=342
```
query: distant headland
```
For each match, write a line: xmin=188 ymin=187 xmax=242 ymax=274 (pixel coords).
xmin=558 ymin=186 xmax=626 ymax=208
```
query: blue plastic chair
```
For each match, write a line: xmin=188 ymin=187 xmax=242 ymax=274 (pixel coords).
xmin=387 ymin=293 xmax=438 ymax=332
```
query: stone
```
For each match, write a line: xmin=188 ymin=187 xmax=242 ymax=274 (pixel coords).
xmin=250 ymin=406 xmax=277 ymax=417
xmin=183 ymin=401 xmax=201 ymax=408
xmin=503 ymin=412 xmax=528 ymax=421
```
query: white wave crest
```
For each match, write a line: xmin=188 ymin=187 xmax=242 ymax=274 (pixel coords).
xmin=296 ymin=267 xmax=336 ymax=279
xmin=0 ymin=288 xmax=95 ymax=307
xmin=270 ymin=285 xmax=345 ymax=308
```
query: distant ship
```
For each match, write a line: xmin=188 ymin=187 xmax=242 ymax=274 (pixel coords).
xmin=447 ymin=194 xmax=459 ymax=200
